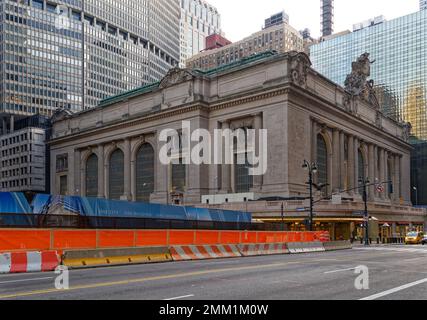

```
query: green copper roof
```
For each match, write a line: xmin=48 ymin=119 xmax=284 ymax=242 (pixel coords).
xmin=99 ymin=81 xmax=160 ymax=107
xmin=98 ymin=50 xmax=278 ymax=108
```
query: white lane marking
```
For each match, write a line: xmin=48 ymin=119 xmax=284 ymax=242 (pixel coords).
xmin=360 ymin=278 xmax=427 ymax=300
xmin=163 ymin=294 xmax=195 ymax=301
xmin=354 ymin=247 xmax=427 ymax=254
xmin=324 ymin=267 xmax=356 ymax=274
xmin=0 ymin=276 xmax=53 ymax=285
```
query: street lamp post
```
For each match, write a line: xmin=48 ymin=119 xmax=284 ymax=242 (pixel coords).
xmin=413 ymin=187 xmax=418 ymax=206
xmin=302 ymin=160 xmax=318 ymax=232
xmin=359 ymin=177 xmax=370 ymax=246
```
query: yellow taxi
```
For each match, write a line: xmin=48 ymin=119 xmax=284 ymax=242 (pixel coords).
xmin=405 ymin=231 xmax=424 ymax=245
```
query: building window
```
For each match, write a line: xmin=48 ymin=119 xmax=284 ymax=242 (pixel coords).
xmin=172 ymin=159 xmax=186 ymax=193
xmin=86 ymin=154 xmax=98 ymax=198
xmin=59 ymin=175 xmax=68 ymax=196
xmin=234 ymin=128 xmax=254 ymax=193
xmin=317 ymin=134 xmax=328 ymax=188
xmin=136 ymin=144 xmax=155 ymax=202
xmin=109 ymin=149 xmax=124 ymax=200
xmin=56 ymin=154 xmax=68 ymax=173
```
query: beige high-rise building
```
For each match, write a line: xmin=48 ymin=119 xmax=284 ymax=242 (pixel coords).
xmin=186 ymin=20 xmax=303 ymax=70
xmin=180 ymin=0 xmax=222 ymax=67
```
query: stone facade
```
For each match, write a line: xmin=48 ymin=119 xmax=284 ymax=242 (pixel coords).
xmin=49 ymin=51 xmax=425 ymax=232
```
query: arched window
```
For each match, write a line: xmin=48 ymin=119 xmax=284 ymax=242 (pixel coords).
xmin=85 ymin=154 xmax=98 ymax=197
xmin=109 ymin=149 xmax=124 ymax=200
xmin=136 ymin=144 xmax=155 ymax=202
xmin=317 ymin=134 xmax=328 ymax=188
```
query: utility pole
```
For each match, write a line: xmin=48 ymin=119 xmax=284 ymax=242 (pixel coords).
xmin=303 ymin=160 xmax=318 ymax=232
xmin=281 ymin=202 xmax=284 ymax=231
xmin=359 ymin=177 xmax=370 ymax=246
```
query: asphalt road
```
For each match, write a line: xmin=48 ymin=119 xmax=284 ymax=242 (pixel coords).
xmin=0 ymin=244 xmax=426 ymax=300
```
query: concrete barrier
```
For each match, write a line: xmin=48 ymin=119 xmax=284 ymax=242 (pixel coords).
xmin=0 ymin=251 xmax=59 ymax=274
xmin=238 ymin=244 xmax=289 ymax=256
xmin=170 ymin=245 xmax=241 ymax=261
xmin=62 ymin=247 xmax=172 ymax=268
xmin=322 ymin=241 xmax=352 ymax=251
xmin=287 ymin=242 xmax=325 ymax=254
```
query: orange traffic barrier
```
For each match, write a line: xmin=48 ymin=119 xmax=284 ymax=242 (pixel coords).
xmin=0 ymin=229 xmax=51 ymax=252
xmin=168 ymin=230 xmax=194 ymax=245
xmin=195 ymin=231 xmax=220 ymax=245
xmin=240 ymin=231 xmax=257 ymax=244
xmin=219 ymin=231 xmax=240 ymax=244
xmin=136 ymin=230 xmax=168 ymax=247
xmin=0 ymin=228 xmax=330 ymax=253
xmin=53 ymin=230 xmax=97 ymax=250
xmin=98 ymin=230 xmax=135 ymax=248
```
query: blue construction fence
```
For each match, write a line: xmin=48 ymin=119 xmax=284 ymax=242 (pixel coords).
xmin=0 ymin=192 xmax=252 ymax=227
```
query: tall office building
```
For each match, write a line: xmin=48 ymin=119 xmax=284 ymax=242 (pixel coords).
xmin=321 ymin=0 xmax=334 ymax=37
xmin=0 ymin=0 xmax=180 ymax=121
xmin=310 ymin=10 xmax=427 ymax=204
xmin=179 ymin=0 xmax=221 ymax=67
xmin=421 ymin=0 xmax=427 ymax=10
xmin=264 ymin=11 xmax=289 ymax=29
xmin=0 ymin=114 xmax=51 ymax=193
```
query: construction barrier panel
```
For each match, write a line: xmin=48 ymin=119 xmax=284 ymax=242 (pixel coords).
xmin=62 ymin=247 xmax=172 ymax=268
xmin=170 ymin=245 xmax=241 ymax=261
xmin=287 ymin=242 xmax=326 ymax=254
xmin=322 ymin=241 xmax=352 ymax=251
xmin=238 ymin=243 xmax=289 ymax=256
xmin=0 ymin=251 xmax=59 ymax=274
xmin=0 ymin=229 xmax=330 ymax=253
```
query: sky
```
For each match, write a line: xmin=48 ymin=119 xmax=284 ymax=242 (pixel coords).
xmin=208 ymin=0 xmax=420 ymax=41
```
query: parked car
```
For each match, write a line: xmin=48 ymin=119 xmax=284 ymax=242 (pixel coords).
xmin=405 ymin=231 xmax=424 ymax=245
xmin=422 ymin=235 xmax=427 ymax=245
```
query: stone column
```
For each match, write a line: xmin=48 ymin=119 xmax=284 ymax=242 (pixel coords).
xmin=347 ymin=135 xmax=355 ymax=194
xmin=340 ymin=131 xmax=346 ymax=191
xmin=75 ymin=150 xmax=83 ymax=196
xmin=252 ymin=113 xmax=263 ymax=191
xmin=332 ymin=129 xmax=340 ymax=192
xmin=123 ymin=138 xmax=131 ymax=200
xmin=220 ymin=121 xmax=232 ymax=193
xmin=379 ymin=148 xmax=385 ymax=200
xmin=311 ymin=121 xmax=318 ymax=165
xmin=394 ymin=154 xmax=401 ymax=202
xmin=384 ymin=151 xmax=389 ymax=200
xmin=368 ymin=144 xmax=375 ymax=200
xmin=353 ymin=137 xmax=359 ymax=195
xmin=97 ymin=144 xmax=105 ymax=198
xmin=131 ymin=155 xmax=136 ymax=202
xmin=373 ymin=146 xmax=378 ymax=198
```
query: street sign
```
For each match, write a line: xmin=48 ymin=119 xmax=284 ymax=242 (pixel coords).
xmin=376 ymin=184 xmax=385 ymax=193
xmin=296 ymin=207 xmax=307 ymax=212
xmin=353 ymin=211 xmax=365 ymax=216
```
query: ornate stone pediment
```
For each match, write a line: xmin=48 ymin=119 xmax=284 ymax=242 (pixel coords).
xmin=288 ymin=51 xmax=312 ymax=88
xmin=51 ymin=109 xmax=74 ymax=123
xmin=344 ymin=53 xmax=380 ymax=109
xmin=159 ymin=67 xmax=196 ymax=89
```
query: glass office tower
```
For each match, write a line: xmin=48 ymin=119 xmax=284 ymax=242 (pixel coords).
xmin=310 ymin=9 xmax=427 ymax=204
xmin=0 ymin=0 xmax=180 ymax=118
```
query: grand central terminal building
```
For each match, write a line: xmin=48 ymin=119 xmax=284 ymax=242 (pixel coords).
xmin=49 ymin=51 xmax=427 ymax=240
